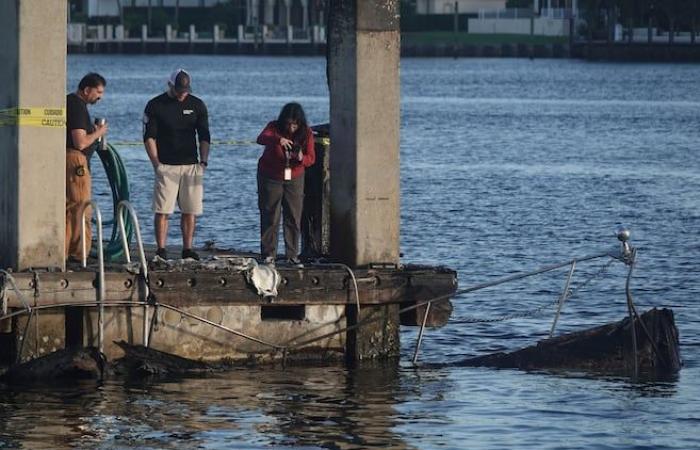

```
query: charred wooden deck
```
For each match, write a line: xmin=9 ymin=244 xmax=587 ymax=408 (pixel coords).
xmin=1 ymin=247 xmax=457 ymax=364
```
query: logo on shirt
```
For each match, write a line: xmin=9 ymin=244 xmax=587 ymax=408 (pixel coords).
xmin=183 ymin=110 xmax=194 ymax=115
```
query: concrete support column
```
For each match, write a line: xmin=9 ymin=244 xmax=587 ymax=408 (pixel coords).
xmin=328 ymin=1 xmax=400 ymax=268
xmin=247 ymin=0 xmax=260 ymax=27
xmin=0 ymin=0 xmax=66 ymax=270
xmin=346 ymin=304 xmax=400 ymax=362
xmin=301 ymin=0 xmax=308 ymax=30
xmin=264 ymin=0 xmax=275 ymax=25
xmin=284 ymin=0 xmax=291 ymax=28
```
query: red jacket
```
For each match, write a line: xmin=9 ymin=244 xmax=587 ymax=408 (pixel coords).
xmin=257 ymin=121 xmax=316 ymax=181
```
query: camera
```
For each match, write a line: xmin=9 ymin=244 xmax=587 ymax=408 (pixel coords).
xmin=290 ymin=144 xmax=302 ymax=154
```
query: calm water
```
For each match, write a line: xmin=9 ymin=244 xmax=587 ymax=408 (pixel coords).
xmin=1 ymin=56 xmax=699 ymax=449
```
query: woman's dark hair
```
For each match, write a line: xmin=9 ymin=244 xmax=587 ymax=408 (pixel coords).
xmin=276 ymin=102 xmax=308 ymax=143
xmin=78 ymin=73 xmax=106 ymax=90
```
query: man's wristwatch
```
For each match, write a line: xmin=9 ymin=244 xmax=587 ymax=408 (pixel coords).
xmin=200 ymin=161 xmax=208 ymax=167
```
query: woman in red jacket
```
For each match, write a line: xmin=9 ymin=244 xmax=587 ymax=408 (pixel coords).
xmin=256 ymin=102 xmax=316 ymax=266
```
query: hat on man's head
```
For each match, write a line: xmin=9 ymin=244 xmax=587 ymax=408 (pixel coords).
xmin=169 ymin=68 xmax=192 ymax=94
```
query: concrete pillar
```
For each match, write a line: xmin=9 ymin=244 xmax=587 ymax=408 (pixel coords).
xmin=248 ymin=0 xmax=260 ymax=27
xmin=0 ymin=0 xmax=66 ymax=271
xmin=301 ymin=0 xmax=308 ymax=30
xmin=346 ymin=304 xmax=400 ymax=361
xmin=328 ymin=1 xmax=400 ymax=268
xmin=284 ymin=0 xmax=291 ymax=28
xmin=264 ymin=0 xmax=275 ymax=25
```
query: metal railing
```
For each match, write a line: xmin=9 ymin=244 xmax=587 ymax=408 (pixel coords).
xmin=81 ymin=201 xmax=105 ymax=355
xmin=116 ymin=200 xmax=151 ymax=347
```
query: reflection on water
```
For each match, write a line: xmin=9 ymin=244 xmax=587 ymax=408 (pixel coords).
xmin=0 ymin=363 xmax=433 ymax=449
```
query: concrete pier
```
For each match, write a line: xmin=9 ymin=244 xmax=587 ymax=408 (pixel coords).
xmin=0 ymin=0 xmax=67 ymax=270
xmin=3 ymin=255 xmax=456 ymax=363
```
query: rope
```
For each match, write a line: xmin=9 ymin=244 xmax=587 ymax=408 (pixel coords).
xmin=155 ymin=303 xmax=284 ymax=350
xmin=312 ymin=262 xmax=361 ymax=313
xmin=623 ymin=249 xmax=670 ymax=369
xmin=450 ymin=257 xmax=615 ymax=325
xmin=110 ymin=139 xmax=257 ymax=147
xmin=0 ymin=270 xmax=32 ymax=313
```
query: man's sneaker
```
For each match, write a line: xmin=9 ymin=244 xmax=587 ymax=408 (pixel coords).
xmin=263 ymin=255 xmax=275 ymax=266
xmin=154 ymin=247 xmax=168 ymax=261
xmin=287 ymin=257 xmax=303 ymax=268
xmin=182 ymin=249 xmax=200 ymax=261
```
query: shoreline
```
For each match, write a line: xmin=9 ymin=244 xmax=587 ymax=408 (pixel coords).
xmin=68 ymin=41 xmax=700 ymax=62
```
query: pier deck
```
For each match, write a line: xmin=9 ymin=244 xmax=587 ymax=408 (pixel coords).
xmin=1 ymin=245 xmax=457 ymax=364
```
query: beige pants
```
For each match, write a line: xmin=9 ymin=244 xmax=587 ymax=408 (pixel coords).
xmin=152 ymin=163 xmax=204 ymax=215
xmin=65 ymin=148 xmax=91 ymax=260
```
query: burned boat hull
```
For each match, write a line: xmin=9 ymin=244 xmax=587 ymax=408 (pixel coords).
xmin=457 ymin=308 xmax=681 ymax=376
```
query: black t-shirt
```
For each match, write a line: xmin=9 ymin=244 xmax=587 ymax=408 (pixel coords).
xmin=143 ymin=92 xmax=210 ymax=165
xmin=66 ymin=93 xmax=94 ymax=149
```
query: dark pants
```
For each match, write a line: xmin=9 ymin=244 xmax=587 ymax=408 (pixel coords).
xmin=258 ymin=173 xmax=304 ymax=259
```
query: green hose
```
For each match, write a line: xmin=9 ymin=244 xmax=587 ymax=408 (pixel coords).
xmin=94 ymin=143 xmax=134 ymax=262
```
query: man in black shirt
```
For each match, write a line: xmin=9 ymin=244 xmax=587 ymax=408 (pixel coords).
xmin=143 ymin=69 xmax=210 ymax=261
xmin=66 ymin=72 xmax=108 ymax=262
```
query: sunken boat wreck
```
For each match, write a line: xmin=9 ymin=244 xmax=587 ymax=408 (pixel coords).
xmin=0 ymin=220 xmax=682 ymax=381
xmin=0 ymin=1 xmax=680 ymax=381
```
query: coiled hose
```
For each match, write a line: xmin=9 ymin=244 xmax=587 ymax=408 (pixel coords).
xmin=94 ymin=143 xmax=134 ymax=262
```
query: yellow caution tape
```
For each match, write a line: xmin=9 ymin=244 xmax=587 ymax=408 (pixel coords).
xmin=0 ymin=107 xmax=66 ymax=128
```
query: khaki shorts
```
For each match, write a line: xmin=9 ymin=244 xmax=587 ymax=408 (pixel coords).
xmin=152 ymin=163 xmax=204 ymax=215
